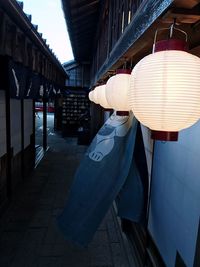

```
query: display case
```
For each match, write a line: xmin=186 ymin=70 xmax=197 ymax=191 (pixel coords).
xmin=62 ymin=89 xmax=90 ymax=137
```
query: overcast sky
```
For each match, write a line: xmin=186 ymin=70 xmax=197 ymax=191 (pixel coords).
xmin=22 ymin=0 xmax=74 ymax=63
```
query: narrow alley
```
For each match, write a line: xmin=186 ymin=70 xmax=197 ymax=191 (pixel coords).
xmin=1 ymin=1 xmax=200 ymax=266
xmin=0 ymin=117 xmax=134 ymax=267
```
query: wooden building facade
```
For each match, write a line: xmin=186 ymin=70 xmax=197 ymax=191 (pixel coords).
xmin=0 ymin=0 xmax=67 ymax=212
xmin=62 ymin=0 xmax=200 ymax=266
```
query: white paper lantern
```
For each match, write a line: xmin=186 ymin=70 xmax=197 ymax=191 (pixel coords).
xmin=105 ymin=69 xmax=131 ymax=111
xmin=129 ymin=50 xmax=200 ymax=135
xmin=92 ymin=88 xmax=99 ymax=104
xmin=89 ymin=89 xmax=98 ymax=104
xmin=95 ymin=84 xmax=112 ymax=109
xmin=88 ymin=91 xmax=94 ymax=102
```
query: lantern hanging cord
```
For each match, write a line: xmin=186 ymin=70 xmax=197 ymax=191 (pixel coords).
xmin=123 ymin=59 xmax=127 ymax=69
xmin=153 ymin=24 xmax=188 ymax=50
xmin=170 ymin=19 xmax=188 ymax=41
xmin=169 ymin=18 xmax=176 ymax=39
xmin=130 ymin=58 xmax=133 ymax=69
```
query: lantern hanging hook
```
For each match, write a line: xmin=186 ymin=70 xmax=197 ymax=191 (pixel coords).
xmin=122 ymin=58 xmax=127 ymax=69
xmin=169 ymin=18 xmax=176 ymax=38
xmin=124 ymin=61 xmax=127 ymax=69
xmin=130 ymin=57 xmax=133 ymax=69
xmin=153 ymin=22 xmax=188 ymax=52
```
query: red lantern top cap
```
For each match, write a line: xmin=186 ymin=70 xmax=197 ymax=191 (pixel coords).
xmin=154 ymin=39 xmax=188 ymax=53
xmin=116 ymin=69 xmax=131 ymax=75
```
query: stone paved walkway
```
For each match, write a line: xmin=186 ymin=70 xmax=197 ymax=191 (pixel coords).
xmin=0 ymin=129 xmax=133 ymax=267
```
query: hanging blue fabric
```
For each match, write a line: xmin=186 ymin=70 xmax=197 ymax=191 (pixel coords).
xmin=57 ymin=112 xmax=138 ymax=247
xmin=116 ymin=159 xmax=144 ymax=222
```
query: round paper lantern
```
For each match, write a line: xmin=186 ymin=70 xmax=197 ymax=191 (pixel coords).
xmin=95 ymin=84 xmax=112 ymax=109
xmin=89 ymin=90 xmax=98 ymax=104
xmin=129 ymin=39 xmax=200 ymax=141
xmin=93 ymin=88 xmax=99 ymax=104
xmin=89 ymin=89 xmax=99 ymax=104
xmin=88 ymin=91 xmax=94 ymax=102
xmin=105 ymin=69 xmax=131 ymax=112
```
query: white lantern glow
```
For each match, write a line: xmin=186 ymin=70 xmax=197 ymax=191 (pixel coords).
xmin=129 ymin=50 xmax=200 ymax=136
xmin=88 ymin=89 xmax=99 ymax=104
xmin=88 ymin=91 xmax=94 ymax=102
xmin=93 ymin=88 xmax=99 ymax=104
xmin=105 ymin=69 xmax=131 ymax=111
xmin=95 ymin=84 xmax=112 ymax=109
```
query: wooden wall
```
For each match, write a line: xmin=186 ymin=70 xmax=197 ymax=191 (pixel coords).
xmin=0 ymin=2 xmax=66 ymax=86
xmin=91 ymin=0 xmax=144 ymax=80
xmin=0 ymin=91 xmax=7 ymax=211
xmin=0 ymin=91 xmax=35 ymax=211
xmin=24 ymin=100 xmax=33 ymax=149
xmin=0 ymin=91 xmax=6 ymax=157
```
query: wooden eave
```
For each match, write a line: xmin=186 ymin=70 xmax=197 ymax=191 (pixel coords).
xmin=0 ymin=0 xmax=67 ymax=84
xmin=61 ymin=0 xmax=100 ymax=62
xmin=93 ymin=0 xmax=200 ymax=84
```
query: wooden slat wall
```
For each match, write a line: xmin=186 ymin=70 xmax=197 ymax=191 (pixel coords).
xmin=10 ymin=99 xmax=21 ymax=156
xmin=0 ymin=91 xmax=6 ymax=158
xmin=0 ymin=8 xmax=66 ymax=86
xmin=24 ymin=100 xmax=33 ymax=148
xmin=0 ymin=90 xmax=8 ymax=210
xmin=91 ymin=0 xmax=143 ymax=79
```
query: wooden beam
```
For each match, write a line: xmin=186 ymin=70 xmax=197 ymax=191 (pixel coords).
xmin=93 ymin=0 xmax=173 ymax=84
xmin=32 ymin=99 xmax=36 ymax=167
xmin=71 ymin=0 xmax=99 ymax=10
xmin=0 ymin=1 xmax=66 ymax=85
xmin=189 ymin=45 xmax=200 ymax=56
xmin=4 ymin=57 xmax=12 ymax=199
xmin=173 ymin=0 xmax=200 ymax=9
xmin=162 ymin=6 xmax=200 ymax=24
xmin=0 ymin=11 xmax=6 ymax=55
xmin=43 ymin=98 xmax=47 ymax=151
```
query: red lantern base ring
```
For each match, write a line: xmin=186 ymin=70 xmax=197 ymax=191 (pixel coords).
xmin=116 ymin=111 xmax=129 ymax=116
xmin=151 ymin=130 xmax=178 ymax=141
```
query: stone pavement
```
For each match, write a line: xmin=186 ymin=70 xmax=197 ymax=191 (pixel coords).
xmin=0 ymin=128 xmax=134 ymax=267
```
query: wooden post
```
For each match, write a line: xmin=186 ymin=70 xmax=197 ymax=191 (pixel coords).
xmin=43 ymin=98 xmax=47 ymax=150
xmin=5 ymin=57 xmax=12 ymax=199
xmin=32 ymin=99 xmax=36 ymax=167
xmin=21 ymin=98 xmax=24 ymax=179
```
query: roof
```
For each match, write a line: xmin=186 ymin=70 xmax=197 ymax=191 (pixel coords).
xmin=61 ymin=0 xmax=100 ymax=62
xmin=0 ymin=0 xmax=67 ymax=79
xmin=62 ymin=60 xmax=78 ymax=70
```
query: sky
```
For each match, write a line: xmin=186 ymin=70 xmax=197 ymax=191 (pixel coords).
xmin=22 ymin=0 xmax=74 ymax=64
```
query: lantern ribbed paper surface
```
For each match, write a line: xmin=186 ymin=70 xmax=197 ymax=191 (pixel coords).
xmin=96 ymin=84 xmax=111 ymax=109
xmin=93 ymin=89 xmax=99 ymax=104
xmin=89 ymin=89 xmax=99 ymax=104
xmin=129 ymin=50 xmax=200 ymax=131
xmin=89 ymin=91 xmax=94 ymax=102
xmin=106 ymin=70 xmax=131 ymax=111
